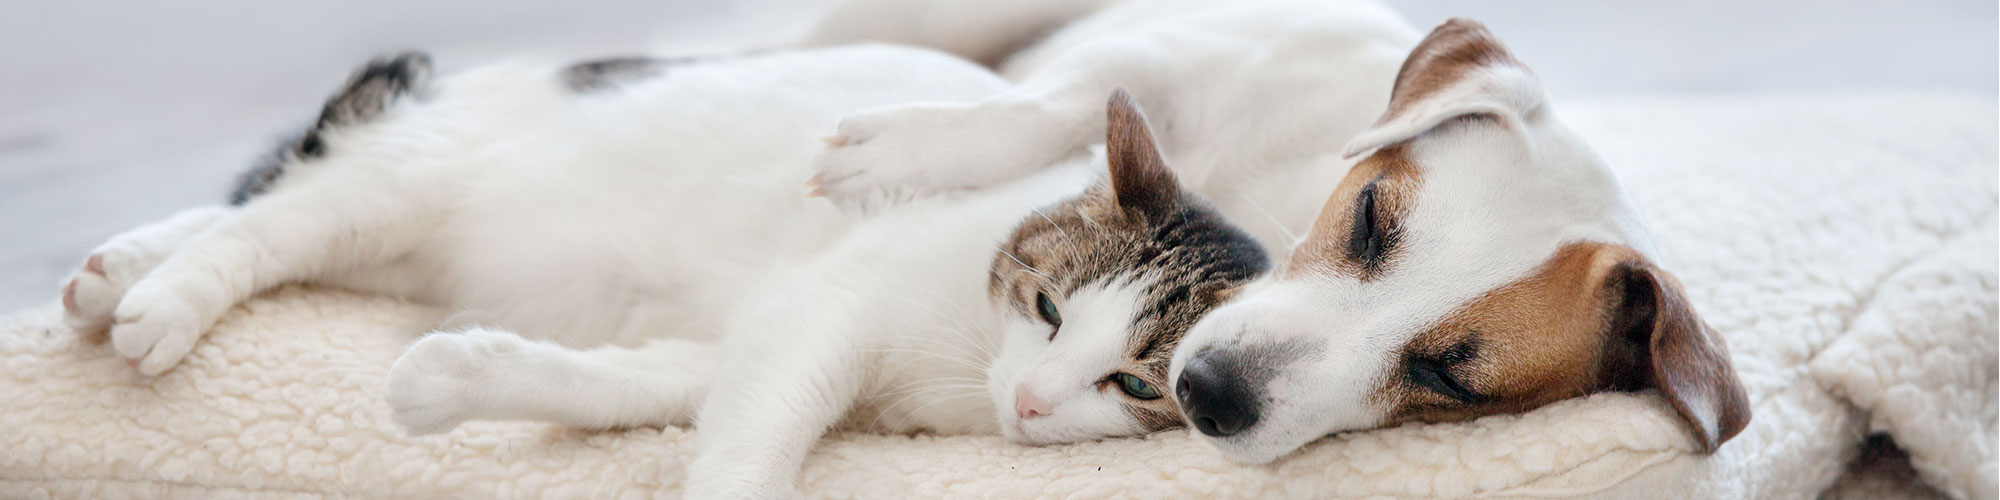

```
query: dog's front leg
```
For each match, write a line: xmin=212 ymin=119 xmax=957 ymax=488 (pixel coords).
xmin=810 ymin=43 xmax=1176 ymax=210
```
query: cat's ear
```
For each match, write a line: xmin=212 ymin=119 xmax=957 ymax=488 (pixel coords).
xmin=1105 ymin=89 xmax=1181 ymax=224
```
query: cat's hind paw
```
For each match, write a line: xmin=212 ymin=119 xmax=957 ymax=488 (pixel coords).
xmin=386 ymin=330 xmax=523 ymax=435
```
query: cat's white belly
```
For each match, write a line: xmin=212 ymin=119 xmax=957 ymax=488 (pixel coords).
xmin=416 ymin=152 xmax=862 ymax=347
xmin=326 ymin=45 xmax=1009 ymax=347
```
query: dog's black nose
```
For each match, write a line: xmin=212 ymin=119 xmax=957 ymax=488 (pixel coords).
xmin=1176 ymin=349 xmax=1259 ymax=437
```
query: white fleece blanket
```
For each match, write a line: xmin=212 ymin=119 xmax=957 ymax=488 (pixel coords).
xmin=3 ymin=94 xmax=1994 ymax=499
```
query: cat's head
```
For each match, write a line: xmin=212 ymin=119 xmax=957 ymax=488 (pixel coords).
xmin=984 ymin=90 xmax=1270 ymax=445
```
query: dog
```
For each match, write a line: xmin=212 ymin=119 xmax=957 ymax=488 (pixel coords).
xmin=802 ymin=0 xmax=1751 ymax=463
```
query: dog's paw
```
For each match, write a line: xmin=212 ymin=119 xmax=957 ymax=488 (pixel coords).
xmin=106 ymin=282 xmax=206 ymax=376
xmin=809 ymin=102 xmax=969 ymax=206
xmin=386 ymin=330 xmax=525 ymax=435
xmin=811 ymin=101 xmax=1058 ymax=211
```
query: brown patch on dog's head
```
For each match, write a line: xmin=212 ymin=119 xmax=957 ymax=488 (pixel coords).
xmin=1381 ymin=19 xmax=1522 ymax=121
xmin=1287 ymin=145 xmax=1424 ymax=280
xmin=1288 ymin=19 xmax=1530 ymax=281
xmin=1341 ymin=18 xmax=1543 ymax=159
xmin=1370 ymin=242 xmax=1751 ymax=452
xmin=989 ymin=90 xmax=1269 ymax=431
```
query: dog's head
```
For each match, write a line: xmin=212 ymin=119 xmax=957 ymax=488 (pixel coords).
xmin=1168 ymin=19 xmax=1750 ymax=463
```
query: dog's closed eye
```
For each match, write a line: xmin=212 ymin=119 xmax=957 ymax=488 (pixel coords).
xmin=1346 ymin=180 xmax=1399 ymax=276
xmin=1404 ymin=338 xmax=1490 ymax=404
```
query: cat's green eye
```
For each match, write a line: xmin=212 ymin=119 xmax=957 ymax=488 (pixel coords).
xmin=1034 ymin=292 xmax=1061 ymax=328
xmin=1111 ymin=373 xmax=1161 ymax=400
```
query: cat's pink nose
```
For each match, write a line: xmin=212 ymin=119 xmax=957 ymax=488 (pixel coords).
xmin=1015 ymin=386 xmax=1053 ymax=419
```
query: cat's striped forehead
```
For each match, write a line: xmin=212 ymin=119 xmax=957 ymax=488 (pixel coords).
xmin=989 ymin=181 xmax=1269 ymax=428
xmin=992 ymin=183 xmax=1266 ymax=317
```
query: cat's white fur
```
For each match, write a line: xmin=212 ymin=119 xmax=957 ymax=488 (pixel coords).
xmin=71 ymin=47 xmax=999 ymax=372
xmin=63 ymin=45 xmax=1250 ymax=499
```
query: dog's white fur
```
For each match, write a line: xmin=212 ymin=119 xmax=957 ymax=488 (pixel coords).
xmin=807 ymin=0 xmax=1682 ymax=465
xmin=806 ymin=0 xmax=1418 ymax=251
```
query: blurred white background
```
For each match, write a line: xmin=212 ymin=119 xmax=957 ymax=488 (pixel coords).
xmin=0 ymin=1 xmax=1991 ymax=497
xmin=0 ymin=0 xmax=1993 ymax=307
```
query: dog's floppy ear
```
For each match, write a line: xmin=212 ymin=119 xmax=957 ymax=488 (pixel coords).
xmin=1601 ymin=256 xmax=1752 ymax=453
xmin=1105 ymin=89 xmax=1181 ymax=223
xmin=1341 ymin=18 xmax=1546 ymax=158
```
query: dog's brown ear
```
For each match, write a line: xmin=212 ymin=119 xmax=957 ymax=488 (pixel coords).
xmin=1601 ymin=257 xmax=1752 ymax=453
xmin=1105 ymin=89 xmax=1181 ymax=223
xmin=1342 ymin=18 xmax=1545 ymax=158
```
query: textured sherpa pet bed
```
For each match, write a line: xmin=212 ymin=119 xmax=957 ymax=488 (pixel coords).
xmin=4 ymin=95 xmax=1995 ymax=499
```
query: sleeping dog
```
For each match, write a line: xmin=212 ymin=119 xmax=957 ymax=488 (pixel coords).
xmin=804 ymin=0 xmax=1751 ymax=462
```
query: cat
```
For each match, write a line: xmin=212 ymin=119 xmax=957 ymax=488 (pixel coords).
xmin=58 ymin=45 xmax=1267 ymax=498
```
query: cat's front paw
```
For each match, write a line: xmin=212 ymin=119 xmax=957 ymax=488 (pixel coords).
xmin=810 ymin=101 xmax=1064 ymax=211
xmin=386 ymin=330 xmax=522 ymax=435
xmin=63 ymin=253 xmax=123 ymax=338
xmin=107 ymin=283 xmax=206 ymax=376
xmin=62 ymin=206 xmax=228 ymax=341
xmin=64 ymin=248 xmax=165 ymax=339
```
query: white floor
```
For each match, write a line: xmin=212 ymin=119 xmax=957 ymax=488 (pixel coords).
xmin=0 ymin=1 xmax=1990 ymax=496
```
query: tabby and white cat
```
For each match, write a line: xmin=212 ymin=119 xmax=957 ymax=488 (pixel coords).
xmin=58 ymin=45 xmax=1267 ymax=498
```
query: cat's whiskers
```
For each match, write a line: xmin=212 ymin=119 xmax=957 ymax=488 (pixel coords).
xmin=825 ymin=272 xmax=995 ymax=370
xmin=897 ymin=335 xmax=991 ymax=371
xmin=926 ymin=330 xmax=996 ymax=366
xmin=910 ymin=377 xmax=989 ymax=387
xmin=862 ymin=382 xmax=987 ymax=431
xmin=883 ymin=390 xmax=987 ymax=433
xmin=944 ymin=326 xmax=998 ymax=363
xmin=870 ymin=381 xmax=987 ymax=401
xmin=997 ymin=248 xmax=1050 ymax=280
xmin=865 ymin=374 xmax=981 ymax=398
xmin=921 ymin=302 xmax=998 ymax=361
xmin=868 ymin=383 xmax=986 ymax=405
xmin=875 ymin=286 xmax=998 ymax=361
xmin=914 ymin=316 xmax=999 ymax=364
xmin=856 ymin=348 xmax=988 ymax=373
xmin=1242 ymin=196 xmax=1302 ymax=247
xmin=864 ymin=346 xmax=942 ymax=377
xmin=860 ymin=387 xmax=952 ymax=430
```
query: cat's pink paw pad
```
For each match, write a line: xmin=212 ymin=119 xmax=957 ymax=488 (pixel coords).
xmin=84 ymin=254 xmax=105 ymax=276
